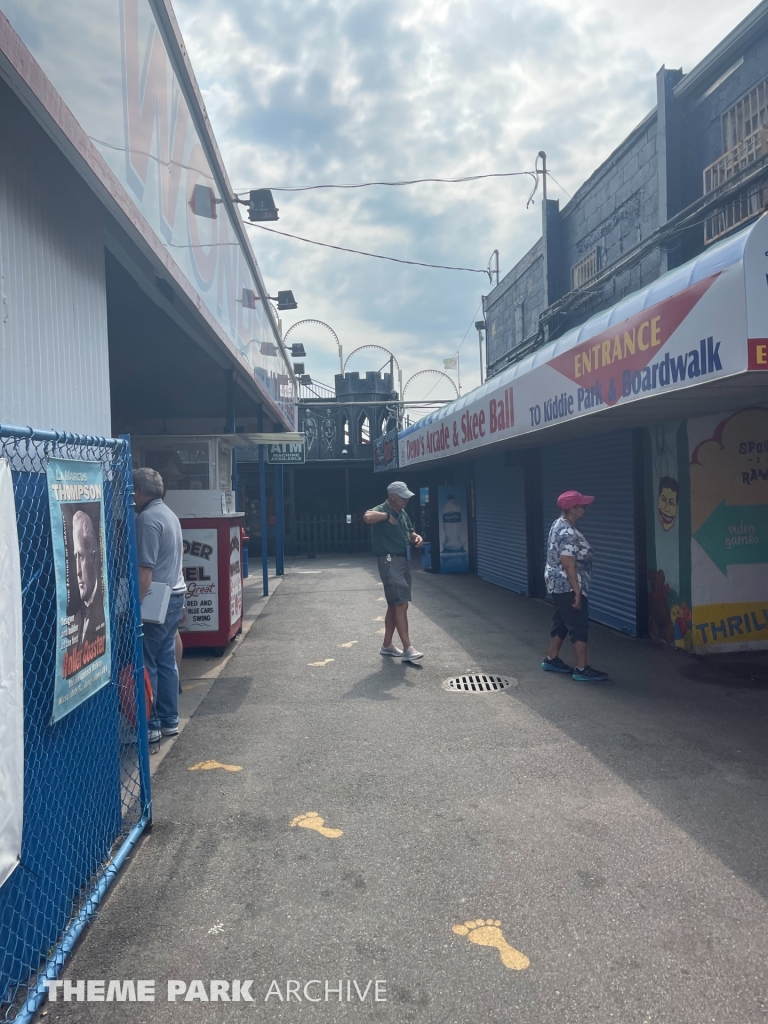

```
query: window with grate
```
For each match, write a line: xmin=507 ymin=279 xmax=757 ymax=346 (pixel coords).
xmin=571 ymin=249 xmax=598 ymax=291
xmin=723 ymin=79 xmax=768 ymax=150
xmin=359 ymin=413 xmax=370 ymax=444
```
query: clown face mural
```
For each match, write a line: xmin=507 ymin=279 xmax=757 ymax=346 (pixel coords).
xmin=657 ymin=476 xmax=679 ymax=531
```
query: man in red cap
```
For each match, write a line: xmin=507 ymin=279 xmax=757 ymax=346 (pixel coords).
xmin=541 ymin=490 xmax=608 ymax=682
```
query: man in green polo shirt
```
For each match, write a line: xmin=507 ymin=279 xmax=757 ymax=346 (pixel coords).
xmin=363 ymin=481 xmax=424 ymax=663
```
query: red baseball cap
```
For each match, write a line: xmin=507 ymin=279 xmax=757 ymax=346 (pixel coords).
xmin=557 ymin=490 xmax=595 ymax=510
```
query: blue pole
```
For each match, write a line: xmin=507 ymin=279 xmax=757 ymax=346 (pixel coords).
xmin=259 ymin=444 xmax=269 ymax=596
xmin=275 ymin=464 xmax=284 ymax=576
xmin=120 ymin=435 xmax=151 ymax=821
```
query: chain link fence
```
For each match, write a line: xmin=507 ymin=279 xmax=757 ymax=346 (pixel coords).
xmin=0 ymin=427 xmax=150 ymax=1022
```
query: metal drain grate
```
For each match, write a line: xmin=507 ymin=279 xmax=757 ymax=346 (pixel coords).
xmin=442 ymin=673 xmax=517 ymax=693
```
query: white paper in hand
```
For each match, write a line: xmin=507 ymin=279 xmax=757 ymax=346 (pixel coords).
xmin=141 ymin=582 xmax=171 ymax=623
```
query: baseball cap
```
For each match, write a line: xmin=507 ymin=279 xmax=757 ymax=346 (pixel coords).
xmin=557 ymin=490 xmax=594 ymax=510
xmin=387 ymin=481 xmax=414 ymax=500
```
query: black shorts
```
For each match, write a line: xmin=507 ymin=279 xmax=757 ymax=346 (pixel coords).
xmin=377 ymin=554 xmax=411 ymax=605
xmin=550 ymin=592 xmax=589 ymax=644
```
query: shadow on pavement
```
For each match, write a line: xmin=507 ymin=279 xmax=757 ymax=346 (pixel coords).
xmin=411 ymin=568 xmax=768 ymax=899
xmin=342 ymin=660 xmax=420 ymax=701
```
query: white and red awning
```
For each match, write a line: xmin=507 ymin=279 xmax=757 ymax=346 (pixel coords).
xmin=400 ymin=214 xmax=768 ymax=467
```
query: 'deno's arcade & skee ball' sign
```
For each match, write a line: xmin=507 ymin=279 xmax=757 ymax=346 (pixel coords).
xmin=399 ymin=216 xmax=768 ymax=468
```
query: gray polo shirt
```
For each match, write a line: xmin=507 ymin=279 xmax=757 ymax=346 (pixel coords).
xmin=135 ymin=499 xmax=185 ymax=593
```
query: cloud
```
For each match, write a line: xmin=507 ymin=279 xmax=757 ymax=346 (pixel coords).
xmin=174 ymin=0 xmax=757 ymax=398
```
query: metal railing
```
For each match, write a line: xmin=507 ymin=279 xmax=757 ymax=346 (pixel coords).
xmin=704 ymin=124 xmax=768 ymax=191
xmin=704 ymin=125 xmax=768 ymax=243
xmin=293 ymin=514 xmax=370 ymax=554
xmin=298 ymin=378 xmax=336 ymax=401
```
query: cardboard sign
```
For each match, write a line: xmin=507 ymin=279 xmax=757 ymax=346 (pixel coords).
xmin=181 ymin=529 xmax=218 ymax=631
xmin=0 ymin=460 xmax=23 ymax=886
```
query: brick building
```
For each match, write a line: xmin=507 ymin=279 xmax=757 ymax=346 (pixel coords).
xmin=485 ymin=2 xmax=768 ymax=377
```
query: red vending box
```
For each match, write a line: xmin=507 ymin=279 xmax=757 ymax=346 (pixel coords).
xmin=179 ymin=515 xmax=244 ymax=654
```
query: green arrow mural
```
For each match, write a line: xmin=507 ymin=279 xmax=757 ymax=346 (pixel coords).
xmin=693 ymin=501 xmax=768 ymax=575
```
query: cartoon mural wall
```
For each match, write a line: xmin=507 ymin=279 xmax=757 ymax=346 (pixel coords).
xmin=646 ymin=421 xmax=693 ymax=650
xmin=688 ymin=407 xmax=768 ymax=653
xmin=647 ymin=407 xmax=768 ymax=654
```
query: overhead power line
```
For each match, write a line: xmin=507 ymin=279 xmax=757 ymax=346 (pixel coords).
xmin=546 ymin=170 xmax=572 ymax=198
xmin=245 ymin=222 xmax=491 ymax=277
xmin=235 ymin=171 xmax=536 ymax=194
xmin=457 ymin=303 xmax=482 ymax=355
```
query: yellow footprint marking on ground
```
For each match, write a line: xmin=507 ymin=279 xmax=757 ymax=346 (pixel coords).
xmin=452 ymin=919 xmax=530 ymax=971
xmin=338 ymin=641 xmax=359 ymax=648
xmin=290 ymin=811 xmax=343 ymax=838
xmin=376 ymin=597 xmax=387 ymax=602
xmin=373 ymin=616 xmax=385 ymax=621
xmin=188 ymin=760 xmax=243 ymax=772
xmin=308 ymin=658 xmax=335 ymax=667
xmin=375 ymin=628 xmax=386 ymax=635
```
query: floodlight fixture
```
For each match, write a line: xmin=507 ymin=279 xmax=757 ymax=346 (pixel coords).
xmin=247 ymin=189 xmax=279 ymax=222
xmin=190 ymin=184 xmax=218 ymax=219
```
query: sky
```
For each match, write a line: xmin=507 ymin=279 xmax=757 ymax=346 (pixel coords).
xmin=173 ymin=0 xmax=758 ymax=402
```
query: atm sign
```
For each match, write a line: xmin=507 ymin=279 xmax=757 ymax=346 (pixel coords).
xmin=748 ymin=338 xmax=768 ymax=369
xmin=267 ymin=443 xmax=305 ymax=464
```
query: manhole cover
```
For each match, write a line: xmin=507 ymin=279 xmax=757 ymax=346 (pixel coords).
xmin=441 ymin=673 xmax=517 ymax=693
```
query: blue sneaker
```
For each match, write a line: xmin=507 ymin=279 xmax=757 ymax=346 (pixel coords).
xmin=572 ymin=665 xmax=609 ymax=682
xmin=542 ymin=656 xmax=573 ymax=674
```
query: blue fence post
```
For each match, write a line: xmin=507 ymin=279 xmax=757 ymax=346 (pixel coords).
xmin=120 ymin=435 xmax=152 ymax=821
xmin=259 ymin=444 xmax=269 ymax=596
xmin=275 ymin=464 xmax=284 ymax=576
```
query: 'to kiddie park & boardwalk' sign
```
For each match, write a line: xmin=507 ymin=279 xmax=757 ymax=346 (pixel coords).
xmin=399 ymin=215 xmax=768 ymax=467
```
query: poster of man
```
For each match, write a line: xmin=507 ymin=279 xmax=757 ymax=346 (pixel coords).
xmin=67 ymin=506 xmax=106 ymax=650
xmin=46 ymin=458 xmax=111 ymax=722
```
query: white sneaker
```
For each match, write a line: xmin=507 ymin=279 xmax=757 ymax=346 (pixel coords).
xmin=148 ymin=728 xmax=162 ymax=743
xmin=402 ymin=646 xmax=423 ymax=662
xmin=380 ymin=644 xmax=403 ymax=656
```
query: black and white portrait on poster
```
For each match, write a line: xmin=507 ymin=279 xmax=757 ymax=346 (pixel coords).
xmin=47 ymin=459 xmax=111 ymax=722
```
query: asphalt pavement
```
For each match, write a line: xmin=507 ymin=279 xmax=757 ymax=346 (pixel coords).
xmin=46 ymin=555 xmax=768 ymax=1024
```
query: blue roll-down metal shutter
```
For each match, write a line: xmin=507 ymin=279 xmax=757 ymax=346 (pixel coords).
xmin=541 ymin=430 xmax=637 ymax=635
xmin=475 ymin=454 xmax=528 ymax=594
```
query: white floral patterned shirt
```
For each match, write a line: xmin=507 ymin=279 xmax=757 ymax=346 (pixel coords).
xmin=544 ymin=516 xmax=593 ymax=595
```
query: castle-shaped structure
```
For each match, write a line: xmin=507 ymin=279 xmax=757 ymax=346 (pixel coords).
xmin=299 ymin=372 xmax=398 ymax=462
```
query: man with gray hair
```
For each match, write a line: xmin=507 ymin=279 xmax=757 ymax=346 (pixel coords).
xmin=133 ymin=467 xmax=186 ymax=745
xmin=364 ymin=481 xmax=424 ymax=663
xmin=71 ymin=508 xmax=105 ymax=647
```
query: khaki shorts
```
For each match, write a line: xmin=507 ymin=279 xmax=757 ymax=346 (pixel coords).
xmin=377 ymin=554 xmax=412 ymax=605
